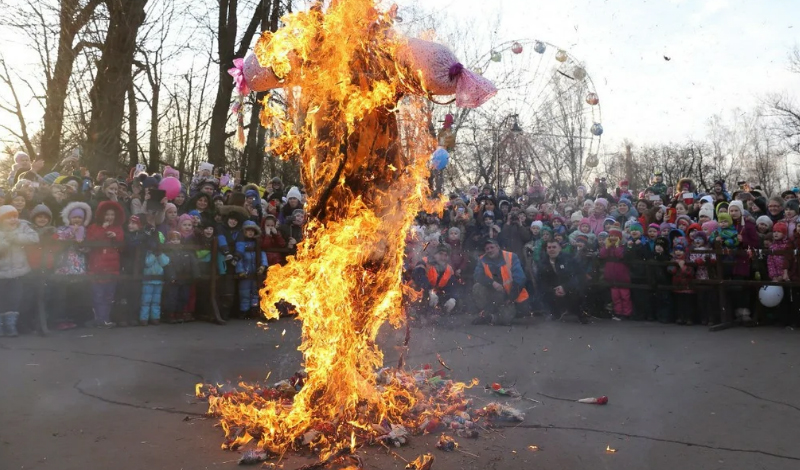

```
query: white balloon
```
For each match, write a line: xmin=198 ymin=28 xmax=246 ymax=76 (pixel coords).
xmin=758 ymin=285 xmax=784 ymax=308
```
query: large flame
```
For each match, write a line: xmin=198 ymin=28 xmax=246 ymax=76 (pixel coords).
xmin=201 ymin=0 xmax=454 ymax=459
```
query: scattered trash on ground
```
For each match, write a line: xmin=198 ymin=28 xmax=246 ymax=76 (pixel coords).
xmin=405 ymin=453 xmax=434 ymax=470
xmin=578 ymin=396 xmax=608 ymax=405
xmin=436 ymin=434 xmax=457 ymax=451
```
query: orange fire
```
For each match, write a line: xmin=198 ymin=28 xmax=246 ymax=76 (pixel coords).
xmin=198 ymin=0 xmax=464 ymax=461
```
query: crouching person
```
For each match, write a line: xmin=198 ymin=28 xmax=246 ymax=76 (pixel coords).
xmin=471 ymin=239 xmax=529 ymax=326
xmin=411 ymin=245 xmax=458 ymax=323
xmin=537 ymin=240 xmax=586 ymax=323
xmin=0 ymin=205 xmax=39 ymax=336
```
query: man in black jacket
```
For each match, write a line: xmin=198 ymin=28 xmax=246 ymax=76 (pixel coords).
xmin=537 ymin=240 xmax=587 ymax=323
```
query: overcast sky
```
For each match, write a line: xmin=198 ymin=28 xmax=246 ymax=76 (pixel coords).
xmin=400 ymin=0 xmax=799 ymax=149
xmin=0 ymin=0 xmax=797 ymax=155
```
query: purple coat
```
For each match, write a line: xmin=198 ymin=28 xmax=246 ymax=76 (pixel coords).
xmin=731 ymin=219 xmax=758 ymax=277
xmin=599 ymin=244 xmax=630 ymax=283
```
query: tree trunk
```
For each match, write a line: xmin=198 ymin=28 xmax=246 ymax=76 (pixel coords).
xmin=84 ymin=0 xmax=148 ymax=173
xmin=127 ymin=81 xmax=139 ymax=168
xmin=207 ymin=0 xmax=267 ymax=168
xmin=39 ymin=0 xmax=103 ymax=169
xmin=147 ymin=75 xmax=161 ymax=174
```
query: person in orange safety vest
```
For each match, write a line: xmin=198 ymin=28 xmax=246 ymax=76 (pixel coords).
xmin=471 ymin=238 xmax=529 ymax=326
xmin=412 ymin=244 xmax=458 ymax=315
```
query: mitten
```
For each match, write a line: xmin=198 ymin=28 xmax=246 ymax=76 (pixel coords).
xmin=428 ymin=290 xmax=439 ymax=307
xmin=444 ymin=298 xmax=456 ymax=312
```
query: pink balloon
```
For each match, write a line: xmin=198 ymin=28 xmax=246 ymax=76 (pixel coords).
xmin=159 ymin=176 xmax=182 ymax=200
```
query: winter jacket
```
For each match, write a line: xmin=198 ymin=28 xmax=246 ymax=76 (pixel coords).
xmin=86 ymin=201 xmax=125 ymax=275
xmin=733 ymin=220 xmax=758 ymax=277
xmin=587 ymin=213 xmax=608 ymax=235
xmin=260 ymin=227 xmax=287 ymax=266
xmin=689 ymin=250 xmax=715 ymax=280
xmin=143 ymin=251 xmax=170 ymax=283
xmin=667 ymin=260 xmax=695 ymax=294
xmin=0 ymin=222 xmax=39 ymax=279
xmin=767 ymin=238 xmax=792 ymax=280
xmin=473 ymin=250 xmax=526 ymax=290
xmin=599 ymin=244 xmax=630 ymax=283
xmin=412 ymin=258 xmax=457 ymax=298
xmin=624 ymin=238 xmax=651 ymax=280
xmin=536 ymin=252 xmax=581 ymax=294
xmin=165 ymin=245 xmax=200 ymax=281
xmin=499 ymin=222 xmax=532 ymax=261
xmin=26 ymin=224 xmax=58 ymax=270
xmin=710 ymin=227 xmax=739 ymax=249
xmin=234 ymin=237 xmax=267 ymax=275
xmin=445 ymin=238 xmax=469 ymax=275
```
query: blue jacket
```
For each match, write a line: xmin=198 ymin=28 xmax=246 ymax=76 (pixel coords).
xmin=143 ymin=252 xmax=169 ymax=283
xmin=234 ymin=238 xmax=267 ymax=275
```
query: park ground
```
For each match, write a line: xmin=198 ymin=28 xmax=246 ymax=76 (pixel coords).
xmin=2 ymin=315 xmax=799 ymax=470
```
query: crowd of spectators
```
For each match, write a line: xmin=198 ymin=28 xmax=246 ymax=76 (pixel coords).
xmin=1 ymin=150 xmax=799 ymax=337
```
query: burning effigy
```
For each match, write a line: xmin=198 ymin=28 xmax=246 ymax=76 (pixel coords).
xmin=196 ymin=0 xmax=499 ymax=464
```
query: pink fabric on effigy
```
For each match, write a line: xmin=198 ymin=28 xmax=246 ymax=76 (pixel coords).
xmin=242 ymin=53 xmax=282 ymax=93
xmin=398 ymin=38 xmax=497 ymax=109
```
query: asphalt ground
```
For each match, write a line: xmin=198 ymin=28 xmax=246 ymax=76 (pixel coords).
xmin=2 ymin=315 xmax=799 ymax=470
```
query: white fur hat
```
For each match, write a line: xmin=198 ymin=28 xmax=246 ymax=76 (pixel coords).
xmin=61 ymin=201 xmax=92 ymax=226
xmin=198 ymin=162 xmax=214 ymax=173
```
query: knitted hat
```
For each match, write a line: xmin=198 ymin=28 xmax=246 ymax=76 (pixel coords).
xmin=676 ymin=215 xmax=692 ymax=227
xmin=691 ymin=230 xmax=708 ymax=243
xmin=774 ymin=222 xmax=789 ymax=235
xmin=435 ymin=244 xmax=451 ymax=255
xmin=715 ymin=201 xmax=729 ymax=216
xmin=594 ymin=197 xmax=608 ymax=208
xmin=629 ymin=222 xmax=643 ymax=233
xmin=291 ymin=208 xmax=305 ymax=218
xmin=580 ymin=217 xmax=591 ymax=227
xmin=483 ymin=210 xmax=495 ymax=219
xmin=43 ymin=172 xmax=60 ymax=185
xmin=608 ymin=222 xmax=623 ymax=238
xmin=699 ymin=203 xmax=714 ymax=220
xmin=687 ymin=223 xmax=702 ymax=234
xmin=603 ymin=217 xmax=616 ymax=226
xmin=717 ymin=213 xmax=733 ymax=224
xmin=729 ymin=200 xmax=744 ymax=214
xmin=552 ymin=215 xmax=565 ymax=224
xmin=647 ymin=223 xmax=659 ymax=232
xmin=700 ymin=195 xmax=714 ymax=204
xmin=198 ymin=162 xmax=214 ymax=173
xmin=448 ymin=226 xmax=461 ymax=237
xmin=270 ymin=176 xmax=283 ymax=185
xmin=14 ymin=151 xmax=29 ymax=164
xmin=30 ymin=204 xmax=52 ymax=221
xmin=163 ymin=166 xmax=180 ymax=179
xmin=702 ymin=220 xmax=719 ymax=233
xmin=0 ymin=205 xmax=18 ymax=222
xmin=530 ymin=220 xmax=543 ymax=229
xmin=574 ymin=234 xmax=589 ymax=243
xmin=617 ymin=198 xmax=631 ymax=208
xmin=286 ymin=186 xmax=302 ymax=201
xmin=597 ymin=231 xmax=609 ymax=240
xmin=756 ymin=215 xmax=773 ymax=228
xmin=660 ymin=222 xmax=674 ymax=231
xmin=164 ymin=203 xmax=177 ymax=213
xmin=655 ymin=236 xmax=669 ymax=250
xmin=570 ymin=211 xmax=583 ymax=223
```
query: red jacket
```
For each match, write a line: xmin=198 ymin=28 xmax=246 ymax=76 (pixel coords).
xmin=260 ymin=228 xmax=287 ymax=267
xmin=86 ymin=201 xmax=125 ymax=275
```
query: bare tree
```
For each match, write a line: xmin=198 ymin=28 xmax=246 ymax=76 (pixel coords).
xmin=83 ymin=0 xmax=148 ymax=172
xmin=0 ymin=57 xmax=38 ymax=157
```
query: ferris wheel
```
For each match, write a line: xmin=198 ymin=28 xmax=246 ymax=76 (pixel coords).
xmin=451 ymin=39 xmax=603 ymax=193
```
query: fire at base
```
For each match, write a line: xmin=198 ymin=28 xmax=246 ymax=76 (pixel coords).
xmin=196 ymin=0 xmax=498 ymax=461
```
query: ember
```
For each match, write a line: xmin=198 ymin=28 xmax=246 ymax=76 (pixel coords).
xmin=196 ymin=0 xmax=496 ymax=463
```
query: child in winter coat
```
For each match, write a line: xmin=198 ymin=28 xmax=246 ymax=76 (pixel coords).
xmin=235 ymin=221 xmax=268 ymax=318
xmin=53 ymin=201 xmax=92 ymax=329
xmin=54 ymin=201 xmax=92 ymax=275
xmin=86 ymin=201 xmax=125 ymax=327
xmin=194 ymin=220 xmax=219 ymax=321
xmin=260 ymin=214 xmax=287 ymax=267
xmin=163 ymin=231 xmax=199 ymax=323
xmin=0 ymin=206 xmax=39 ymax=336
xmin=24 ymin=204 xmax=58 ymax=331
xmin=569 ymin=218 xmax=597 ymax=250
xmin=710 ymin=213 xmax=740 ymax=249
xmin=667 ymin=237 xmax=695 ymax=325
xmin=689 ymin=231 xmax=717 ymax=325
xmin=625 ymin=222 xmax=652 ymax=320
xmin=118 ymin=215 xmax=158 ymax=326
xmin=600 ymin=223 xmax=632 ymax=319
xmin=140 ymin=238 xmax=169 ymax=326
xmin=768 ymin=223 xmax=791 ymax=282
xmin=217 ymin=210 xmax=246 ymax=318
xmin=189 ymin=162 xmax=219 ymax=197
xmin=756 ymin=215 xmax=774 ymax=249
